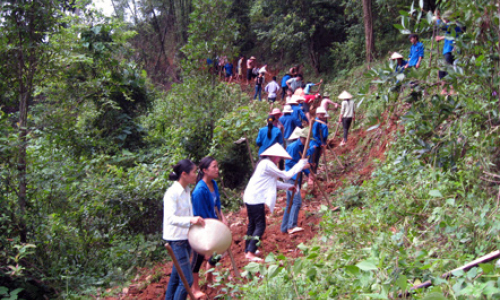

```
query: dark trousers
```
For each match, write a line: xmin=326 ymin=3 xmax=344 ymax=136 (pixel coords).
xmin=281 ymin=86 xmax=288 ymax=100
xmin=439 ymin=52 xmax=454 ymax=79
xmin=191 ymin=251 xmax=219 ymax=273
xmin=311 ymin=146 xmax=321 ymax=173
xmin=165 ymin=240 xmax=192 ymax=300
xmin=245 ymin=203 xmax=266 ymax=254
xmin=342 ymin=117 xmax=353 ymax=141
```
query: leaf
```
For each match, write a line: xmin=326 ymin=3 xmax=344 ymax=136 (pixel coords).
xmin=356 ymin=260 xmax=378 ymax=271
xmin=306 ymin=267 xmax=317 ymax=281
xmin=396 ymin=275 xmax=407 ymax=291
xmin=359 ymin=293 xmax=388 ymax=299
xmin=345 ymin=265 xmax=360 ymax=276
xmin=428 ymin=190 xmax=443 ymax=197
xmin=396 ymin=73 xmax=405 ymax=82
xmin=244 ymin=262 xmax=260 ymax=274
xmin=422 ymin=292 xmax=447 ymax=300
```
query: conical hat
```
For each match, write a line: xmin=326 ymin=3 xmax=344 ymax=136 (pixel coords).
xmin=390 ymin=52 xmax=404 ymax=60
xmin=286 ymin=97 xmax=298 ymax=105
xmin=260 ymin=143 xmax=292 ymax=159
xmin=291 ymin=94 xmax=305 ymax=103
xmin=288 ymin=127 xmax=304 ymax=140
xmin=316 ymin=106 xmax=330 ymax=118
xmin=188 ymin=219 xmax=232 ymax=256
xmin=338 ymin=90 xmax=353 ymax=100
xmin=282 ymin=104 xmax=293 ymax=113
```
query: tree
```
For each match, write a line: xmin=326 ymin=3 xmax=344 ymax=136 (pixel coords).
xmin=362 ymin=0 xmax=375 ymax=67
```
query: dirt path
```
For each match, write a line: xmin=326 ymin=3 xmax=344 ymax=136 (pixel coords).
xmin=103 ymin=106 xmax=401 ymax=299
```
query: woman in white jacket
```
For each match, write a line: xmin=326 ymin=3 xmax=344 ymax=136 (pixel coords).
xmin=243 ymin=143 xmax=309 ymax=261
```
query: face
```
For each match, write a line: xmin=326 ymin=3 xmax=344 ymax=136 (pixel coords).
xmin=409 ymin=36 xmax=416 ymax=44
xmin=317 ymin=113 xmax=327 ymax=120
xmin=203 ymin=160 xmax=219 ymax=179
xmin=183 ymin=166 xmax=198 ymax=184
xmin=299 ymin=137 xmax=306 ymax=144
xmin=270 ymin=156 xmax=282 ymax=165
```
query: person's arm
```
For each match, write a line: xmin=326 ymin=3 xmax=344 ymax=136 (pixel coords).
xmin=416 ymin=43 xmax=424 ymax=68
xmin=263 ymin=158 xmax=308 ymax=181
xmin=300 ymin=110 xmax=309 ymax=123
xmin=192 ymin=184 xmax=213 ymax=219
xmin=286 ymin=78 xmax=293 ymax=89
xmin=339 ymin=102 xmax=345 ymax=122
xmin=164 ymin=189 xmax=201 ymax=227
xmin=256 ymin=129 xmax=263 ymax=146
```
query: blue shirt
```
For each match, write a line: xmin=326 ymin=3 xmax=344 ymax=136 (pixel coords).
xmin=407 ymin=42 xmax=424 ymax=67
xmin=437 ymin=20 xmax=463 ymax=55
xmin=279 ymin=114 xmax=302 ymax=139
xmin=309 ymin=118 xmax=328 ymax=148
xmin=192 ymin=179 xmax=221 ymax=219
xmin=291 ymin=104 xmax=309 ymax=123
xmin=304 ymin=83 xmax=315 ymax=95
xmin=285 ymin=139 xmax=311 ymax=181
xmin=281 ymin=74 xmax=291 ymax=88
xmin=256 ymin=126 xmax=284 ymax=155
xmin=224 ymin=63 xmax=233 ymax=75
xmin=396 ymin=59 xmax=407 ymax=73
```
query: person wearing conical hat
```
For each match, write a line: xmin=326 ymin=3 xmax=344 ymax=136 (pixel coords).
xmin=338 ymin=91 xmax=355 ymax=146
xmin=243 ymin=144 xmax=310 ymax=261
xmin=309 ymin=107 xmax=329 ymax=176
xmin=256 ymin=115 xmax=284 ymax=155
xmin=288 ymin=94 xmax=309 ymax=125
xmin=390 ymin=52 xmax=407 ymax=74
xmin=281 ymin=128 xmax=313 ymax=235
xmin=190 ymin=157 xmax=226 ymax=299
xmin=279 ymin=105 xmax=302 ymax=147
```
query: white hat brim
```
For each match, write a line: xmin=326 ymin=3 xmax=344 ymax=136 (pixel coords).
xmin=260 ymin=143 xmax=292 ymax=159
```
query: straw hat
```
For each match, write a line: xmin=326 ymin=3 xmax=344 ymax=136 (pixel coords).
xmin=260 ymin=143 xmax=292 ymax=159
xmin=282 ymin=105 xmax=293 ymax=114
xmin=250 ymin=56 xmax=256 ymax=60
xmin=390 ymin=52 xmax=404 ymax=60
xmin=291 ymin=94 xmax=305 ymax=103
xmin=316 ymin=106 xmax=330 ymax=118
xmin=188 ymin=219 xmax=232 ymax=256
xmin=270 ymin=108 xmax=282 ymax=118
xmin=289 ymin=127 xmax=312 ymax=140
xmin=286 ymin=97 xmax=298 ymax=105
xmin=338 ymin=90 xmax=353 ymax=100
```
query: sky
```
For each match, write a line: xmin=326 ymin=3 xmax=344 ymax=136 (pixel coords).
xmin=92 ymin=0 xmax=114 ymax=17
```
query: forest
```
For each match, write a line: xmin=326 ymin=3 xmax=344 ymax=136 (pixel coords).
xmin=2 ymin=0 xmax=500 ymax=299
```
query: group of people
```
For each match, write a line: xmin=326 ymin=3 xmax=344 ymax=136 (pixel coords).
xmin=389 ymin=10 xmax=463 ymax=95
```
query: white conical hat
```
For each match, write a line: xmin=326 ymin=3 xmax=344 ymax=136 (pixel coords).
xmin=338 ymin=90 xmax=353 ymax=99
xmin=282 ymin=105 xmax=293 ymax=113
xmin=188 ymin=219 xmax=232 ymax=256
xmin=286 ymin=97 xmax=298 ymax=105
xmin=291 ymin=94 xmax=305 ymax=103
xmin=316 ymin=106 xmax=330 ymax=118
xmin=260 ymin=143 xmax=292 ymax=159
xmin=390 ymin=52 xmax=404 ymax=60
xmin=288 ymin=127 xmax=304 ymax=140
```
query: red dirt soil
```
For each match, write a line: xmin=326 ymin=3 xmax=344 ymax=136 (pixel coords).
xmin=104 ymin=71 xmax=404 ymax=300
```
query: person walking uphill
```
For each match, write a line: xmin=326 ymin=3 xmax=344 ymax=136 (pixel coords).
xmin=281 ymin=128 xmax=312 ymax=235
xmin=164 ymin=160 xmax=205 ymax=300
xmin=279 ymin=105 xmax=302 ymax=146
xmin=243 ymin=143 xmax=309 ymax=261
xmin=253 ymin=71 xmax=265 ymax=101
xmin=338 ymin=91 xmax=355 ymax=146
xmin=190 ymin=157 xmax=226 ymax=299
xmin=256 ymin=115 xmax=284 ymax=155
xmin=309 ymin=107 xmax=329 ymax=176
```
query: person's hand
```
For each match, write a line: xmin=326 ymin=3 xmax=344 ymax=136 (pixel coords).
xmin=302 ymin=163 xmax=311 ymax=170
xmin=287 ymin=185 xmax=298 ymax=192
xmin=416 ymin=61 xmax=421 ymax=69
xmin=319 ymin=79 xmax=323 ymax=84
xmin=190 ymin=216 xmax=205 ymax=226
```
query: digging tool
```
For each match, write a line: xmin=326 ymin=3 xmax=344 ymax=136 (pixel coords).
xmin=313 ymin=177 xmax=331 ymax=208
xmin=318 ymin=130 xmax=330 ymax=184
xmin=327 ymin=145 xmax=345 ymax=170
xmin=165 ymin=243 xmax=197 ymax=300
xmin=286 ymin=120 xmax=315 ymax=213
xmin=215 ymin=210 xmax=240 ymax=278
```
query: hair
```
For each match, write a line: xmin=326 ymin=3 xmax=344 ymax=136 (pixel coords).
xmin=169 ymin=159 xmax=196 ymax=181
xmin=272 ymin=76 xmax=277 ymax=81
xmin=196 ymin=156 xmax=216 ymax=183
xmin=297 ymin=74 xmax=303 ymax=79
xmin=267 ymin=115 xmax=276 ymax=139
xmin=409 ymin=33 xmax=419 ymax=41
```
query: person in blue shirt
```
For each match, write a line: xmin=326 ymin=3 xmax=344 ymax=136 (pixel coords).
xmin=191 ymin=156 xmax=227 ymax=299
xmin=281 ymin=128 xmax=313 ymax=234
xmin=309 ymin=107 xmax=329 ymax=175
xmin=256 ymin=115 xmax=284 ymax=155
xmin=404 ymin=33 xmax=424 ymax=69
xmin=279 ymin=105 xmax=302 ymax=146
xmin=224 ymin=62 xmax=234 ymax=83
xmin=304 ymin=79 xmax=323 ymax=95
xmin=288 ymin=95 xmax=309 ymax=125
xmin=435 ymin=11 xmax=463 ymax=95
xmin=281 ymin=73 xmax=292 ymax=101
xmin=390 ymin=52 xmax=407 ymax=73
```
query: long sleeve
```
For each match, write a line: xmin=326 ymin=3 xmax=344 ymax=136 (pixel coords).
xmin=164 ymin=192 xmax=191 ymax=228
xmin=263 ymin=158 xmax=306 ymax=181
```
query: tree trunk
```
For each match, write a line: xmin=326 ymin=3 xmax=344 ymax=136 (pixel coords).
xmin=362 ymin=0 xmax=374 ymax=68
xmin=498 ymin=0 xmax=500 ymax=116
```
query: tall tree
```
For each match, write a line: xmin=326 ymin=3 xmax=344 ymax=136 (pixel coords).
xmin=362 ymin=0 xmax=375 ymax=67
xmin=0 ymin=0 xmax=69 ymax=242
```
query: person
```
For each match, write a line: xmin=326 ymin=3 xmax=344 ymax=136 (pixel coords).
xmin=338 ymin=91 xmax=355 ymax=146
xmin=404 ymin=34 xmax=424 ymax=69
xmin=281 ymin=72 xmax=292 ymax=101
xmin=243 ymin=143 xmax=309 ymax=261
xmin=304 ymin=79 xmax=323 ymax=95
xmin=435 ymin=10 xmax=463 ymax=95
xmin=256 ymin=115 xmax=284 ymax=155
xmin=320 ymin=93 xmax=339 ymax=112
xmin=190 ymin=157 xmax=226 ymax=299
xmin=269 ymin=108 xmax=284 ymax=137
xmin=309 ymin=107 xmax=329 ymax=175
xmin=286 ymin=74 xmax=303 ymax=93
xmin=284 ymin=89 xmax=293 ymax=103
xmin=237 ymin=55 xmax=245 ymax=82
xmin=164 ymin=160 xmax=205 ymax=300
xmin=253 ymin=71 xmax=265 ymax=101
xmin=304 ymin=93 xmax=322 ymax=120
xmin=279 ymin=104 xmax=302 ymax=145
xmin=288 ymin=95 xmax=309 ymax=125
xmin=246 ymin=56 xmax=256 ymax=85
xmin=265 ymin=76 xmax=281 ymax=104
xmin=224 ymin=61 xmax=234 ymax=83
xmin=390 ymin=52 xmax=407 ymax=74
xmin=281 ymin=128 xmax=312 ymax=234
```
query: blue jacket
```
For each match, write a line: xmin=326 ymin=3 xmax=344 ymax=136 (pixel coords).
xmin=280 ymin=113 xmax=302 ymax=139
xmin=192 ymin=179 xmax=221 ymax=219
xmin=286 ymin=139 xmax=311 ymax=181
xmin=310 ymin=118 xmax=328 ymax=149
xmin=256 ymin=126 xmax=284 ymax=155
xmin=291 ymin=104 xmax=309 ymax=123
xmin=281 ymin=74 xmax=291 ymax=88
xmin=407 ymin=42 xmax=424 ymax=67
xmin=437 ymin=20 xmax=463 ymax=55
